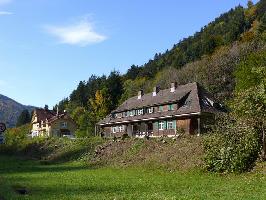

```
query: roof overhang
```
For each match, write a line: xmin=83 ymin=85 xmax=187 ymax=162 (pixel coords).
xmin=98 ymin=112 xmax=201 ymax=126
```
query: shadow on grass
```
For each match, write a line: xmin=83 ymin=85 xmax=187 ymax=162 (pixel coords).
xmin=0 ymin=155 xmax=94 ymax=175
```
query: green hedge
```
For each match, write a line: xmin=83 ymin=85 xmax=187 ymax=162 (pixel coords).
xmin=203 ymin=117 xmax=260 ymax=173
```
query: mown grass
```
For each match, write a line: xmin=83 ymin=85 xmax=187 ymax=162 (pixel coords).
xmin=0 ymin=155 xmax=265 ymax=200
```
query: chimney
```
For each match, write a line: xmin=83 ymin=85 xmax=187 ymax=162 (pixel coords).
xmin=153 ymin=86 xmax=160 ymax=96
xmin=56 ymin=106 xmax=59 ymax=116
xmin=138 ymin=90 xmax=144 ymax=99
xmin=170 ymin=82 xmax=177 ymax=93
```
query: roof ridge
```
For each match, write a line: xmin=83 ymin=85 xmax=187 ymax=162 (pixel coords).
xmin=124 ymin=82 xmax=198 ymax=100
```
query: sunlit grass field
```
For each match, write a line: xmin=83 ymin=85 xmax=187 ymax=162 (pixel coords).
xmin=0 ymin=156 xmax=265 ymax=200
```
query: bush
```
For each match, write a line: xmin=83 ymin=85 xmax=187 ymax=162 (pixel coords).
xmin=204 ymin=116 xmax=260 ymax=173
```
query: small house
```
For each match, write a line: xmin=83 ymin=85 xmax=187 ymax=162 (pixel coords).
xmin=31 ymin=108 xmax=77 ymax=138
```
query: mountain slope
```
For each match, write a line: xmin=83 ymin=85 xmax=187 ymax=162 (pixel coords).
xmin=125 ymin=2 xmax=265 ymax=79
xmin=0 ymin=94 xmax=35 ymax=128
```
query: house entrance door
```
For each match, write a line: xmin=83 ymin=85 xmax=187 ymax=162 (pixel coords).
xmin=147 ymin=122 xmax=153 ymax=135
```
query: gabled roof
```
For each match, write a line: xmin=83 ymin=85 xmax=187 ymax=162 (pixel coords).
xmin=114 ymin=82 xmax=197 ymax=113
xmin=48 ymin=113 xmax=78 ymax=127
xmin=33 ymin=108 xmax=76 ymax=125
xmin=33 ymin=108 xmax=56 ymax=123
xmin=98 ymin=82 xmax=225 ymax=125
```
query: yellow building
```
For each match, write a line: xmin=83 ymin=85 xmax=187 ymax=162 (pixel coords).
xmin=31 ymin=108 xmax=77 ymax=138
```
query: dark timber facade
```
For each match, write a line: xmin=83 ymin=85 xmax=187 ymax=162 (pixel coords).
xmin=98 ymin=82 xmax=224 ymax=138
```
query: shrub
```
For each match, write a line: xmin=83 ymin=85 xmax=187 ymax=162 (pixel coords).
xmin=204 ymin=116 xmax=260 ymax=173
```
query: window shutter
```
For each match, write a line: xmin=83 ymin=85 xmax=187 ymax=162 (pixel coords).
xmin=153 ymin=121 xmax=159 ymax=130
xmin=164 ymin=121 xmax=167 ymax=130
xmin=173 ymin=120 xmax=176 ymax=129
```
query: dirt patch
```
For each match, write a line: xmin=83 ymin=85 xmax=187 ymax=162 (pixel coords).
xmin=92 ymin=135 xmax=204 ymax=171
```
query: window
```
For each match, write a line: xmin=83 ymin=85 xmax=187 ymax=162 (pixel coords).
xmin=129 ymin=110 xmax=134 ymax=116
xmin=61 ymin=122 xmax=67 ymax=128
xmin=159 ymin=121 xmax=165 ymax=130
xmin=167 ymin=121 xmax=174 ymax=129
xmin=119 ymin=125 xmax=124 ymax=132
xmin=137 ymin=109 xmax=143 ymax=115
xmin=168 ymin=104 xmax=174 ymax=111
xmin=113 ymin=126 xmax=124 ymax=133
xmin=112 ymin=127 xmax=117 ymax=133
xmin=159 ymin=106 xmax=163 ymax=112
xmin=147 ymin=107 xmax=154 ymax=114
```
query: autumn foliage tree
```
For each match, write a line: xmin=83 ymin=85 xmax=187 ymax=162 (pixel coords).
xmin=89 ymin=89 xmax=110 ymax=123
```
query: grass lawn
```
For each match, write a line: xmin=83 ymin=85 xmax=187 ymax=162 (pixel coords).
xmin=0 ymin=156 xmax=265 ymax=200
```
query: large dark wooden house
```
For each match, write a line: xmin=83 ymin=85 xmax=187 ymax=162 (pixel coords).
xmin=98 ymin=82 xmax=224 ymax=138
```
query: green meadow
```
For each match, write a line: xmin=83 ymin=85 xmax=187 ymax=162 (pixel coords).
xmin=0 ymin=155 xmax=265 ymax=200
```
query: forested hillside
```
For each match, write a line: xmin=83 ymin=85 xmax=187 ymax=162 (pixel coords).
xmin=54 ymin=0 xmax=266 ymax=137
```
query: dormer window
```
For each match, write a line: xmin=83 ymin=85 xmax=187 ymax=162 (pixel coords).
xmin=137 ymin=109 xmax=143 ymax=115
xmin=147 ymin=107 xmax=154 ymax=114
xmin=129 ymin=110 xmax=135 ymax=116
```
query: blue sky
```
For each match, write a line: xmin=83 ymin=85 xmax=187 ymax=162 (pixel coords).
xmin=0 ymin=0 xmax=259 ymax=108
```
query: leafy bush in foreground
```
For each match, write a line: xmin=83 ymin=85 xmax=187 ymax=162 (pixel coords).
xmin=204 ymin=116 xmax=260 ymax=173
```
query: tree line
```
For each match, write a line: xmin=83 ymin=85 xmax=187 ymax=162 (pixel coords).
xmin=50 ymin=1 xmax=266 ymax=137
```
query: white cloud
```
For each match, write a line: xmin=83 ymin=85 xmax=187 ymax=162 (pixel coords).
xmin=0 ymin=11 xmax=12 ymax=15
xmin=0 ymin=0 xmax=12 ymax=5
xmin=45 ymin=19 xmax=107 ymax=46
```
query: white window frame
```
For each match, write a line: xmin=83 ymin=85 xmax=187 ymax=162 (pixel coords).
xmin=148 ymin=107 xmax=154 ymax=114
xmin=112 ymin=127 xmax=117 ymax=133
xmin=137 ymin=109 xmax=143 ymax=115
xmin=159 ymin=121 xmax=164 ymax=130
xmin=119 ymin=125 xmax=124 ymax=132
xmin=167 ymin=121 xmax=174 ymax=129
